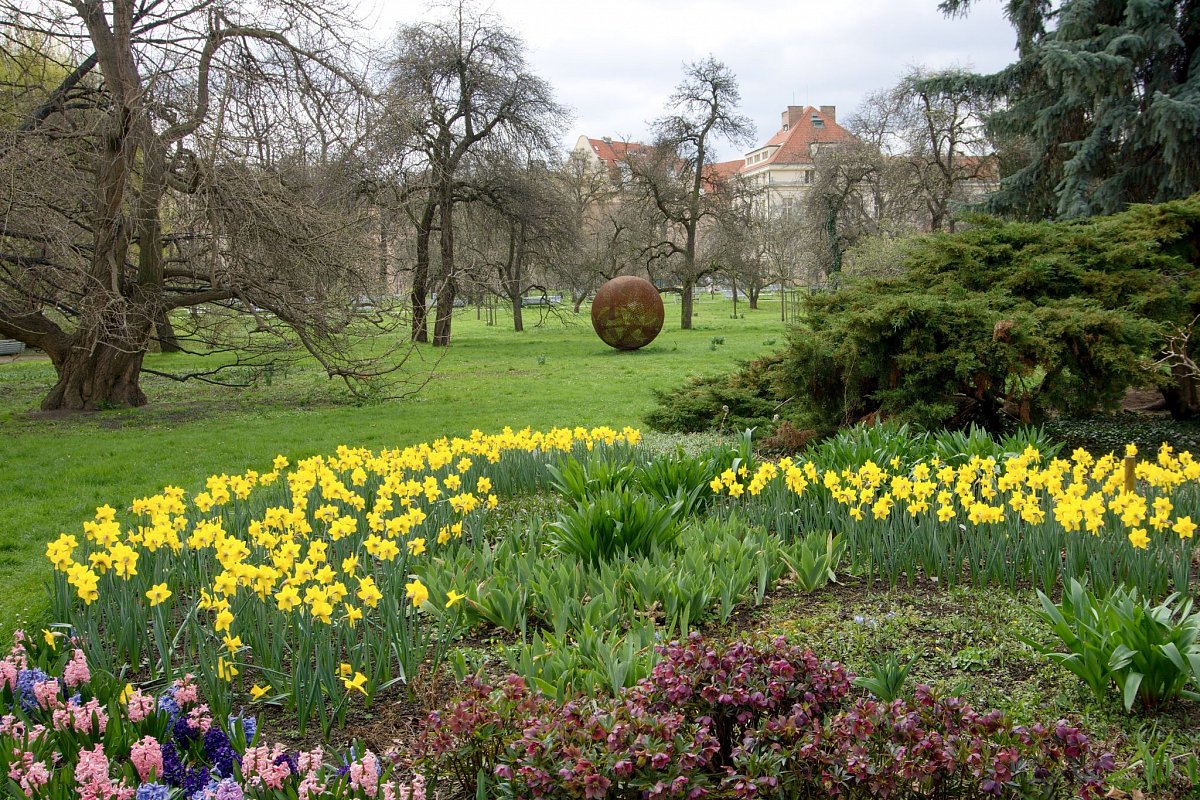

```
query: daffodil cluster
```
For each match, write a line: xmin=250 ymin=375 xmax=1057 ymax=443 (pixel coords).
xmin=716 ymin=443 xmax=1198 ymax=595
xmin=46 ymin=426 xmax=640 ymax=734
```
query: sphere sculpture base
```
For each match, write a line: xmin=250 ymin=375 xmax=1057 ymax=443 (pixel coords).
xmin=591 ymin=276 xmax=665 ymax=350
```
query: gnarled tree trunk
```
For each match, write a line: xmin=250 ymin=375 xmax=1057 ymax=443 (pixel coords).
xmin=42 ymin=342 xmax=147 ymax=411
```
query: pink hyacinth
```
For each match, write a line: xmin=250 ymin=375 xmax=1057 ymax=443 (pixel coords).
xmin=63 ymin=648 xmax=91 ymax=687
xmin=0 ymin=659 xmax=17 ymax=691
xmin=130 ymin=737 xmax=163 ymax=781
xmin=241 ymin=745 xmax=291 ymax=790
xmin=126 ymin=689 xmax=155 ymax=723
xmin=297 ymin=746 xmax=324 ymax=776
xmin=75 ymin=743 xmax=133 ymax=800
xmin=187 ymin=704 xmax=212 ymax=733
xmin=349 ymin=750 xmax=380 ymax=798
xmin=7 ymin=750 xmax=50 ymax=797
xmin=172 ymin=675 xmax=199 ymax=705
xmin=67 ymin=698 xmax=108 ymax=735
xmin=34 ymin=678 xmax=61 ymax=710
xmin=75 ymin=744 xmax=110 ymax=785
xmin=1 ymin=715 xmax=25 ymax=738
xmin=296 ymin=774 xmax=322 ymax=800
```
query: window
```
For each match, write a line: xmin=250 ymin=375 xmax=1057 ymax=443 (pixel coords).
xmin=804 ymin=170 xmax=813 ymax=184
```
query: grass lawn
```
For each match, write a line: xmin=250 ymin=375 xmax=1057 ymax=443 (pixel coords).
xmin=0 ymin=293 xmax=784 ymax=636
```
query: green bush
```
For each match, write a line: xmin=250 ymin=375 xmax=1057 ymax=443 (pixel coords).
xmin=647 ymin=195 xmax=1200 ymax=434
xmin=644 ymin=353 xmax=784 ymax=434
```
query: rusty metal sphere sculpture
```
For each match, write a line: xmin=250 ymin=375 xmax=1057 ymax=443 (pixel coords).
xmin=591 ymin=276 xmax=665 ymax=350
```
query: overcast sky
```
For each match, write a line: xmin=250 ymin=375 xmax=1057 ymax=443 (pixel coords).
xmin=369 ymin=0 xmax=1018 ymax=160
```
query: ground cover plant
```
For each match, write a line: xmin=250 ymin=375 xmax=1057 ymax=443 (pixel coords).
xmin=417 ymin=635 xmax=1115 ymax=799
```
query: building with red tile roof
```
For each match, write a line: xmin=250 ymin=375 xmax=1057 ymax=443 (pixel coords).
xmin=573 ymin=104 xmax=995 ymax=222
xmin=739 ymin=105 xmax=856 ymax=215
xmin=574 ymin=135 xmax=653 ymax=172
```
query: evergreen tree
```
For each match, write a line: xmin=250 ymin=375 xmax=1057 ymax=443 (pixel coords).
xmin=940 ymin=0 xmax=1200 ymax=219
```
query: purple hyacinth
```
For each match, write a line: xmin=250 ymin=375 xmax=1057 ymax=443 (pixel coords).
xmin=203 ymin=726 xmax=239 ymax=777
xmin=15 ymin=668 xmax=48 ymax=712
xmin=181 ymin=766 xmax=209 ymax=797
xmin=161 ymin=743 xmax=186 ymax=787
xmin=213 ymin=777 xmax=244 ymax=800
xmin=135 ymin=784 xmax=170 ymax=800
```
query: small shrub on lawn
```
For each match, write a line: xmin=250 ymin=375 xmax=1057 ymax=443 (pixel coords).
xmin=1027 ymin=579 xmax=1200 ymax=710
xmin=417 ymin=634 xmax=1115 ymax=799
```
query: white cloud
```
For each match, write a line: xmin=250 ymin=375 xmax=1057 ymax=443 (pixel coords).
xmin=369 ymin=0 xmax=1016 ymax=157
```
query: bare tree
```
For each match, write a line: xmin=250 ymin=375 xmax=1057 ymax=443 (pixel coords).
xmin=897 ymin=67 xmax=993 ymax=232
xmin=381 ymin=1 xmax=567 ymax=346
xmin=802 ymin=70 xmax=992 ymax=278
xmin=629 ymin=56 xmax=754 ymax=330
xmin=0 ymin=0 xmax=409 ymax=411
xmin=550 ymin=149 xmax=662 ymax=312
xmin=458 ymin=156 xmax=574 ymax=331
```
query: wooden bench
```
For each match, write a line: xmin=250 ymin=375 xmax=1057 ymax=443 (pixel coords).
xmin=0 ymin=340 xmax=25 ymax=357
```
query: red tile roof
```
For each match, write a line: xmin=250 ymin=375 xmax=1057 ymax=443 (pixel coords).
xmin=587 ymin=138 xmax=653 ymax=167
xmin=706 ymin=158 xmax=745 ymax=181
xmin=742 ymin=107 xmax=855 ymax=170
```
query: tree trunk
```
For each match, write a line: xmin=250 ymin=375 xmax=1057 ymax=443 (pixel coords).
xmin=681 ymin=278 xmax=694 ymax=330
xmin=749 ymin=284 xmax=760 ymax=310
xmin=42 ymin=343 xmax=147 ymax=411
xmin=511 ymin=295 xmax=523 ymax=332
xmin=573 ymin=292 xmax=585 ymax=313
xmin=432 ymin=188 xmax=456 ymax=347
xmin=411 ymin=200 xmax=436 ymax=343
xmin=432 ymin=279 xmax=456 ymax=346
xmin=155 ymin=312 xmax=180 ymax=353
xmin=1163 ymin=364 xmax=1200 ymax=419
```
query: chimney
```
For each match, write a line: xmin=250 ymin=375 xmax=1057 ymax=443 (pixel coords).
xmin=819 ymin=105 xmax=836 ymax=123
xmin=781 ymin=106 xmax=804 ymax=130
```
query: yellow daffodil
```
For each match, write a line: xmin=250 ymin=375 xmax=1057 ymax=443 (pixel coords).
xmin=343 ymin=671 xmax=368 ymax=695
xmin=146 ymin=583 xmax=172 ymax=606
xmin=405 ymin=578 xmax=429 ymax=608
xmin=1128 ymin=527 xmax=1150 ymax=549
xmin=218 ymin=657 xmax=238 ymax=682
xmin=1173 ymin=516 xmax=1196 ymax=539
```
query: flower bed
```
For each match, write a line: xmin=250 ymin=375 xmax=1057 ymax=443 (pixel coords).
xmin=45 ymin=427 xmax=640 ymax=735
xmin=37 ymin=424 xmax=1200 ymax=796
